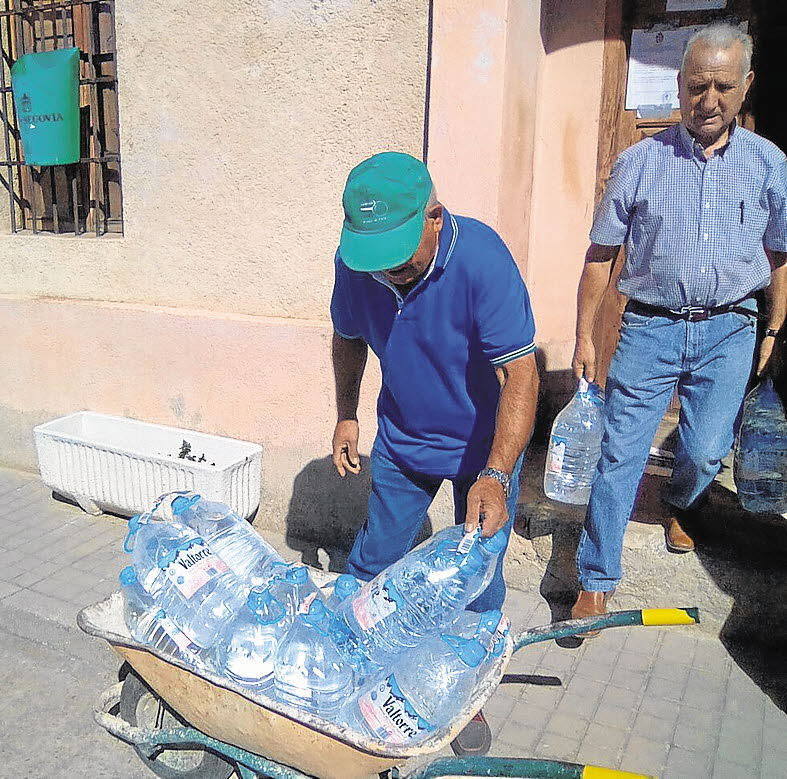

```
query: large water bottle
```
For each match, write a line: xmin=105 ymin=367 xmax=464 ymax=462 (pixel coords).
xmin=274 ymin=599 xmax=355 ymax=717
xmin=341 ymin=628 xmax=490 ymax=745
xmin=215 ymin=586 xmax=288 ymax=690
xmin=334 ymin=525 xmax=508 ymax=665
xmin=267 ymin=563 xmax=324 ymax=621
xmin=325 ymin=574 xmax=361 ymax=610
xmin=734 ymin=377 xmax=787 ymax=514
xmin=118 ymin=566 xmax=211 ymax=669
xmin=544 ymin=378 xmax=605 ymax=504
xmin=163 ymin=493 xmax=285 ymax=584
xmin=124 ymin=514 xmax=245 ymax=648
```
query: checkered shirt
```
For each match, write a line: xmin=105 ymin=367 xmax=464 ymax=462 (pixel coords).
xmin=591 ymin=123 xmax=787 ymax=309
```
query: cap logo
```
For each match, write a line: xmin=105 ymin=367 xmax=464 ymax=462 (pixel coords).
xmin=359 ymin=199 xmax=390 ymax=222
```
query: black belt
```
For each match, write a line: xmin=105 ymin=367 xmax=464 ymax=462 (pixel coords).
xmin=626 ymin=299 xmax=760 ymax=323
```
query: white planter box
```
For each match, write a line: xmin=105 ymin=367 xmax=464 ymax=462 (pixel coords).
xmin=33 ymin=412 xmax=262 ymax=518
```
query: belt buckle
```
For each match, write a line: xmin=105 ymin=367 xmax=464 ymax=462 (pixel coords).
xmin=680 ymin=306 xmax=709 ymax=322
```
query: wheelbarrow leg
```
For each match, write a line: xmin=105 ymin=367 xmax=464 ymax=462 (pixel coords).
xmin=236 ymin=766 xmax=260 ymax=779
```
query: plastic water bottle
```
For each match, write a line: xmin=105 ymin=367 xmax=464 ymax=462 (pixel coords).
xmin=544 ymin=378 xmax=605 ymax=504
xmin=118 ymin=566 xmax=211 ymax=669
xmin=124 ymin=513 xmax=245 ymax=648
xmin=164 ymin=493 xmax=285 ymax=583
xmin=267 ymin=563 xmax=324 ymax=621
xmin=325 ymin=574 xmax=361 ymax=610
xmin=274 ymin=599 xmax=355 ymax=717
xmin=215 ymin=586 xmax=288 ymax=690
xmin=341 ymin=628 xmax=490 ymax=745
xmin=334 ymin=525 xmax=508 ymax=664
xmin=734 ymin=377 xmax=787 ymax=514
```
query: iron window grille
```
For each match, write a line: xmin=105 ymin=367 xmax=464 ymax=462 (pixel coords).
xmin=0 ymin=0 xmax=123 ymax=236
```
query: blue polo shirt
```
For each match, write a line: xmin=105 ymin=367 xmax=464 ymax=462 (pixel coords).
xmin=330 ymin=210 xmax=536 ymax=477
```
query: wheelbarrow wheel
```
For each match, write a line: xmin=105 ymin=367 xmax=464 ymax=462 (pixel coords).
xmin=119 ymin=671 xmax=235 ymax=779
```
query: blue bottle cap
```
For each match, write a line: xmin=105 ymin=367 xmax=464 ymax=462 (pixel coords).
xmin=123 ymin=514 xmax=145 ymax=553
xmin=333 ymin=574 xmax=360 ymax=600
xmin=285 ymin=565 xmax=309 ymax=585
xmin=476 ymin=609 xmax=504 ymax=634
xmin=171 ymin=494 xmax=201 ymax=515
xmin=302 ymin=598 xmax=328 ymax=630
xmin=479 ymin=528 xmax=508 ymax=555
xmin=441 ymin=635 xmax=486 ymax=668
xmin=119 ymin=565 xmax=137 ymax=586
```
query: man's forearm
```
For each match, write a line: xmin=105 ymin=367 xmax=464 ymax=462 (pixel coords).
xmin=332 ymin=332 xmax=368 ymax=421
xmin=764 ymin=252 xmax=787 ymax=333
xmin=485 ymin=354 xmax=539 ymax=474
xmin=576 ymin=244 xmax=619 ymax=339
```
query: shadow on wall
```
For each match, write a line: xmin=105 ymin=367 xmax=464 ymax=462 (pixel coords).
xmin=282 ymin=453 xmax=436 ymax=573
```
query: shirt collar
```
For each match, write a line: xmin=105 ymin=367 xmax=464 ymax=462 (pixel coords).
xmin=678 ymin=119 xmax=738 ymax=160
xmin=371 ymin=208 xmax=458 ymax=289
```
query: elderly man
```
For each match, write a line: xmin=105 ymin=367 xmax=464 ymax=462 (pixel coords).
xmin=571 ymin=23 xmax=787 ymax=627
xmin=330 ymin=151 xmax=539 ymax=752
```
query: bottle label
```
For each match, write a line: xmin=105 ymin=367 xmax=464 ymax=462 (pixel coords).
xmin=357 ymin=674 xmax=434 ymax=744
xmin=547 ymin=436 xmax=567 ymax=474
xmin=160 ymin=540 xmax=229 ymax=599
xmin=352 ymin=579 xmax=403 ymax=631
xmin=457 ymin=529 xmax=479 ymax=554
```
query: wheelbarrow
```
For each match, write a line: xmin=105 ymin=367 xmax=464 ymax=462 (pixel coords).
xmin=78 ymin=591 xmax=699 ymax=779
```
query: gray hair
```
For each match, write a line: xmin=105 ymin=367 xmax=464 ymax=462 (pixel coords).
xmin=681 ymin=22 xmax=753 ymax=78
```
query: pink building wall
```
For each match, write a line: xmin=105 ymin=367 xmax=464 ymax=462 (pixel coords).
xmin=5 ymin=1 xmax=609 ymax=543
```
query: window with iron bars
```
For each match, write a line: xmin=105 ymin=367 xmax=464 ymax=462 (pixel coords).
xmin=0 ymin=0 xmax=122 ymax=236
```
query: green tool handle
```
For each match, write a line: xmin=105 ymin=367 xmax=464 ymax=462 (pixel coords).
xmin=403 ymin=755 xmax=654 ymax=778
xmin=513 ymin=608 xmax=700 ymax=653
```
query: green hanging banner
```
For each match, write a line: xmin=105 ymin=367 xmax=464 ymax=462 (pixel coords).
xmin=11 ymin=47 xmax=81 ymax=166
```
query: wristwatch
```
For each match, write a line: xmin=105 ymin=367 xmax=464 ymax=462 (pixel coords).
xmin=476 ymin=467 xmax=511 ymax=497
xmin=764 ymin=328 xmax=782 ymax=339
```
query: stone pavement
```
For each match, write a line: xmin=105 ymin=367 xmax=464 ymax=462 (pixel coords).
xmin=0 ymin=467 xmax=786 ymax=778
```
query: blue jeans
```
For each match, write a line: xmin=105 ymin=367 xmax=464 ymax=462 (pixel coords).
xmin=346 ymin=441 xmax=524 ymax=611
xmin=577 ymin=305 xmax=757 ymax=592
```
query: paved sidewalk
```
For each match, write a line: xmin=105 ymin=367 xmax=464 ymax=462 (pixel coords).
xmin=0 ymin=467 xmax=785 ymax=778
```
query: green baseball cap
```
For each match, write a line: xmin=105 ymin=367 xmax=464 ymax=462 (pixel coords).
xmin=339 ymin=151 xmax=433 ymax=272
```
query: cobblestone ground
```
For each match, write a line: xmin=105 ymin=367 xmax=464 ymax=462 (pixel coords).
xmin=0 ymin=468 xmax=785 ymax=778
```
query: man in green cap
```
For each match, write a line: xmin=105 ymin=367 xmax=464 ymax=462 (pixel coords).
xmin=330 ymin=151 xmax=539 ymax=754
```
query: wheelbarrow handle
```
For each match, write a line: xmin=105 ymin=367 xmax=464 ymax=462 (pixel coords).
xmin=402 ymin=755 xmax=654 ymax=778
xmin=512 ymin=608 xmax=700 ymax=653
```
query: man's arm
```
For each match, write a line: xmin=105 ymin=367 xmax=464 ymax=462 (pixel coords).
xmin=465 ymin=353 xmax=539 ymax=536
xmin=757 ymin=250 xmax=787 ymax=376
xmin=572 ymin=243 xmax=621 ymax=382
xmin=331 ymin=332 xmax=368 ymax=477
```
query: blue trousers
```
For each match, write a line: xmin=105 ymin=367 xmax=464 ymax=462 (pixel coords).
xmin=346 ymin=441 xmax=524 ymax=611
xmin=577 ymin=305 xmax=757 ymax=592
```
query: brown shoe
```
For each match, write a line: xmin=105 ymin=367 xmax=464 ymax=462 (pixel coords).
xmin=571 ymin=589 xmax=612 ymax=638
xmin=665 ymin=516 xmax=695 ymax=553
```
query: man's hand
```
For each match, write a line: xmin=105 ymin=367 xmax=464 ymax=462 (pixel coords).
xmin=572 ymin=336 xmax=596 ymax=382
xmin=465 ymin=477 xmax=508 ymax=537
xmin=332 ymin=420 xmax=361 ymax=477
xmin=756 ymin=337 xmax=775 ymax=377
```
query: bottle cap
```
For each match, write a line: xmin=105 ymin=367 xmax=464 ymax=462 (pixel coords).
xmin=171 ymin=494 xmax=200 ymax=515
xmin=333 ymin=574 xmax=361 ymax=600
xmin=479 ymin=528 xmax=508 ymax=555
xmin=476 ymin=609 xmax=504 ymax=634
xmin=302 ymin=598 xmax=328 ymax=629
xmin=441 ymin=635 xmax=486 ymax=668
xmin=119 ymin=565 xmax=137 ymax=586
xmin=285 ymin=565 xmax=309 ymax=585
xmin=123 ymin=514 xmax=145 ymax=552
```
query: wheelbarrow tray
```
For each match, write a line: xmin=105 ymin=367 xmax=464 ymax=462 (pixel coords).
xmin=78 ymin=593 xmax=513 ymax=779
